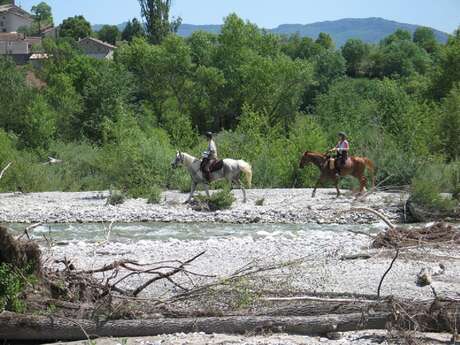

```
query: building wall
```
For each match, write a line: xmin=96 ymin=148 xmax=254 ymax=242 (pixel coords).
xmin=78 ymin=38 xmax=115 ymax=60
xmin=0 ymin=13 xmax=7 ymax=32
xmin=0 ymin=39 xmax=28 ymax=54
xmin=86 ymin=53 xmax=110 ymax=60
xmin=4 ymin=11 xmax=32 ymax=32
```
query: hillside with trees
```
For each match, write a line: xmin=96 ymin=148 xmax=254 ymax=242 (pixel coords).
xmin=0 ymin=1 xmax=459 ymax=212
xmin=94 ymin=17 xmax=449 ymax=47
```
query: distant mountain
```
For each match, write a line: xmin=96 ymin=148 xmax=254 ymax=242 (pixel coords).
xmin=269 ymin=18 xmax=449 ymax=46
xmin=92 ymin=22 xmax=129 ymax=32
xmin=93 ymin=17 xmax=449 ymax=46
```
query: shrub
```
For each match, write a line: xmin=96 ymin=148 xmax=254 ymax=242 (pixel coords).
xmin=147 ymin=185 xmax=163 ymax=204
xmin=99 ymin=120 xmax=176 ymax=196
xmin=0 ymin=263 xmax=27 ymax=313
xmin=411 ymin=162 xmax=460 ymax=212
xmin=255 ymin=198 xmax=265 ymax=206
xmin=194 ymin=187 xmax=236 ymax=211
xmin=106 ymin=189 xmax=126 ymax=206
xmin=178 ymin=178 xmax=191 ymax=193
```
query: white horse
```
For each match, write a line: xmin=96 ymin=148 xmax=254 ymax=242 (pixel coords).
xmin=171 ymin=151 xmax=252 ymax=203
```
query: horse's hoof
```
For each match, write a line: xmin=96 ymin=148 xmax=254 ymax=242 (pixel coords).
xmin=183 ymin=200 xmax=191 ymax=205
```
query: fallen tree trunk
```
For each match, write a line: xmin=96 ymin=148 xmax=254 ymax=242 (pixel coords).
xmin=2 ymin=300 xmax=460 ymax=342
xmin=0 ymin=311 xmax=390 ymax=341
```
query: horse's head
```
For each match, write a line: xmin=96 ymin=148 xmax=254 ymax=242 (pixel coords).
xmin=299 ymin=151 xmax=312 ymax=168
xmin=171 ymin=151 xmax=184 ymax=169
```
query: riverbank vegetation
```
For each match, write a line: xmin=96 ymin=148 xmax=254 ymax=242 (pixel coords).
xmin=0 ymin=9 xmax=459 ymax=205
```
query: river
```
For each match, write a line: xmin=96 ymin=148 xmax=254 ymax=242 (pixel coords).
xmin=9 ymin=221 xmax=386 ymax=242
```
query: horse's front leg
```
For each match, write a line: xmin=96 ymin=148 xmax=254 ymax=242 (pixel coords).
xmin=204 ymin=183 xmax=210 ymax=198
xmin=312 ymin=176 xmax=324 ymax=198
xmin=335 ymin=177 xmax=341 ymax=198
xmin=186 ymin=181 xmax=197 ymax=203
xmin=235 ymin=179 xmax=246 ymax=203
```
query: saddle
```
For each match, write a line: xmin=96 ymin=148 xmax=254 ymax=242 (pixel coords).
xmin=327 ymin=157 xmax=352 ymax=170
xmin=209 ymin=159 xmax=224 ymax=173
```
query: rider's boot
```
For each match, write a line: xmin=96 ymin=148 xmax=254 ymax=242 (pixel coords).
xmin=335 ymin=167 xmax=341 ymax=178
xmin=205 ymin=169 xmax=212 ymax=182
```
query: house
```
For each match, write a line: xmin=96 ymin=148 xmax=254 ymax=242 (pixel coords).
xmin=0 ymin=32 xmax=27 ymax=54
xmin=41 ymin=25 xmax=58 ymax=39
xmin=0 ymin=32 xmax=42 ymax=64
xmin=0 ymin=1 xmax=33 ymax=33
xmin=78 ymin=37 xmax=116 ymax=60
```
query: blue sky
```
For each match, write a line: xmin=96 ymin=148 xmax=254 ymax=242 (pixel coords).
xmin=16 ymin=0 xmax=460 ymax=33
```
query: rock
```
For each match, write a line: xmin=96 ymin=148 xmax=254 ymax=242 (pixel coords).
xmin=326 ymin=331 xmax=342 ymax=340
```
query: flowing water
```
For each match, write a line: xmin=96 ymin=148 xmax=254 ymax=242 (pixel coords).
xmin=9 ymin=222 xmax=387 ymax=243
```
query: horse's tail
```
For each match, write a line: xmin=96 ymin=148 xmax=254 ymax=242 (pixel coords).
xmin=363 ymin=158 xmax=376 ymax=189
xmin=238 ymin=160 xmax=252 ymax=188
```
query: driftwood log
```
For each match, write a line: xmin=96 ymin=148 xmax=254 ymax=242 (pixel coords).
xmin=0 ymin=311 xmax=390 ymax=341
xmin=1 ymin=297 xmax=459 ymax=341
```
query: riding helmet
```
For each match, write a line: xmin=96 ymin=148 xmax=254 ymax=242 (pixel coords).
xmin=338 ymin=132 xmax=347 ymax=138
xmin=205 ymin=131 xmax=213 ymax=139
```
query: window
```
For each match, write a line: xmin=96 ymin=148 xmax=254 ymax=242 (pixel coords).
xmin=0 ymin=21 xmax=3 ymax=26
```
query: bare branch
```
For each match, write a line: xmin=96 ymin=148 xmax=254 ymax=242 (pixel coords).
xmin=0 ymin=162 xmax=12 ymax=181
xmin=377 ymin=247 xmax=400 ymax=298
xmin=344 ymin=207 xmax=396 ymax=229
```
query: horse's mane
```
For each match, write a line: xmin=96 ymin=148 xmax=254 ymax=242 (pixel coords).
xmin=304 ymin=151 xmax=326 ymax=158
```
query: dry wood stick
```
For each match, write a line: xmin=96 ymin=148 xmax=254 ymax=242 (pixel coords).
xmin=0 ymin=161 xmax=12 ymax=181
xmin=377 ymin=247 xmax=400 ymax=298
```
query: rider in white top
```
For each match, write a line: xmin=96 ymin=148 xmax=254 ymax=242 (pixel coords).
xmin=201 ymin=132 xmax=218 ymax=181
xmin=329 ymin=132 xmax=349 ymax=177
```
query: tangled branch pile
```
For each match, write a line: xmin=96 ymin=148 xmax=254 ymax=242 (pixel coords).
xmin=373 ymin=222 xmax=460 ymax=248
xmin=0 ymin=226 xmax=41 ymax=274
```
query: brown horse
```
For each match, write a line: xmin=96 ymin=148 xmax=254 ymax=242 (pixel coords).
xmin=299 ymin=151 xmax=375 ymax=198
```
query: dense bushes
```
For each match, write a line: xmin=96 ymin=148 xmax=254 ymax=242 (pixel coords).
xmin=411 ymin=162 xmax=460 ymax=212
xmin=0 ymin=16 xmax=459 ymax=195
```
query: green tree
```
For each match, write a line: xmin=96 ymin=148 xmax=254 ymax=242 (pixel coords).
xmin=187 ymin=31 xmax=217 ymax=66
xmin=281 ymin=34 xmax=324 ymax=60
xmin=45 ymin=73 xmax=83 ymax=142
xmin=381 ymin=29 xmax=412 ymax=46
xmin=413 ymin=27 xmax=438 ymax=54
xmin=341 ymin=39 xmax=370 ymax=77
xmin=371 ymin=40 xmax=431 ymax=78
xmin=0 ymin=57 xmax=56 ymax=148
xmin=315 ymin=32 xmax=334 ymax=50
xmin=31 ymin=2 xmax=53 ymax=34
xmin=97 ymin=25 xmax=120 ymax=45
xmin=189 ymin=65 xmax=226 ymax=131
xmin=438 ymin=84 xmax=460 ymax=161
xmin=314 ymin=50 xmax=346 ymax=93
xmin=431 ymin=29 xmax=460 ymax=99
xmin=121 ymin=18 xmax=145 ymax=42
xmin=60 ymin=15 xmax=92 ymax=41
xmin=78 ymin=60 xmax=134 ymax=143
xmin=138 ymin=0 xmax=182 ymax=45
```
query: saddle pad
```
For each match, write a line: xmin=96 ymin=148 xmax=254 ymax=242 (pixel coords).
xmin=209 ymin=160 xmax=224 ymax=172
xmin=329 ymin=158 xmax=335 ymax=170
xmin=343 ymin=158 xmax=352 ymax=168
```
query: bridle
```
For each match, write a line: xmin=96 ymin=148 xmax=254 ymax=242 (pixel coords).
xmin=172 ymin=151 xmax=184 ymax=168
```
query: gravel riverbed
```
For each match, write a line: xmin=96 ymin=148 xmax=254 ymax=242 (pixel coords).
xmin=0 ymin=188 xmax=404 ymax=224
xmin=3 ymin=189 xmax=458 ymax=345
